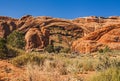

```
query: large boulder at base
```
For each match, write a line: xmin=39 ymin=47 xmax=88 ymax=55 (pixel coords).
xmin=25 ymin=28 xmax=49 ymax=51
xmin=72 ymin=24 xmax=120 ymax=54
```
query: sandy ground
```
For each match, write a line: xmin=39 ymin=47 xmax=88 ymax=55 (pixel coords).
xmin=0 ymin=60 xmax=25 ymax=81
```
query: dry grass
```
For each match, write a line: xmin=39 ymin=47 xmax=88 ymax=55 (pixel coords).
xmin=26 ymin=64 xmax=63 ymax=81
xmin=89 ymin=67 xmax=120 ymax=81
xmin=5 ymin=50 xmax=120 ymax=81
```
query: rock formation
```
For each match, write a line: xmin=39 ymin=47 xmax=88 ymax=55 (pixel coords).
xmin=0 ymin=21 xmax=17 ymax=38
xmin=0 ymin=16 xmax=17 ymax=38
xmin=72 ymin=24 xmax=120 ymax=53
xmin=25 ymin=28 xmax=50 ymax=51
xmin=0 ymin=15 xmax=120 ymax=53
xmin=17 ymin=15 xmax=84 ymax=51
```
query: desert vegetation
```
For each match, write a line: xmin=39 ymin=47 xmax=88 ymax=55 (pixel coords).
xmin=0 ymin=15 xmax=120 ymax=81
xmin=7 ymin=50 xmax=120 ymax=81
xmin=0 ymin=33 xmax=120 ymax=81
xmin=0 ymin=31 xmax=120 ymax=81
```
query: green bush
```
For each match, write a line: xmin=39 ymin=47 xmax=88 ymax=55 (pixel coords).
xmin=0 ymin=38 xmax=7 ymax=50
xmin=99 ymin=46 xmax=111 ymax=53
xmin=54 ymin=46 xmax=63 ymax=53
xmin=7 ymin=31 xmax=25 ymax=49
xmin=7 ymin=47 xmax=18 ymax=58
xmin=0 ymin=38 xmax=19 ymax=59
xmin=90 ymin=67 xmax=120 ymax=81
xmin=104 ymin=46 xmax=111 ymax=52
xmin=45 ymin=45 xmax=54 ymax=53
xmin=98 ymin=49 xmax=104 ymax=53
xmin=0 ymin=38 xmax=8 ymax=59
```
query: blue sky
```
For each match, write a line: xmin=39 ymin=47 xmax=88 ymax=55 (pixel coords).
xmin=0 ymin=0 xmax=120 ymax=19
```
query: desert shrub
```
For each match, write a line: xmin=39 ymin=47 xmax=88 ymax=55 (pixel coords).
xmin=11 ymin=54 xmax=47 ymax=66
xmin=25 ymin=63 xmax=68 ymax=81
xmin=82 ymin=60 xmax=95 ymax=71
xmin=66 ymin=61 xmax=81 ymax=74
xmin=7 ymin=47 xmax=18 ymax=58
xmin=96 ymin=56 xmax=111 ymax=70
xmin=60 ymin=48 xmax=70 ymax=53
xmin=99 ymin=46 xmax=111 ymax=53
xmin=90 ymin=67 xmax=120 ymax=81
xmin=98 ymin=49 xmax=104 ymax=53
xmin=66 ymin=59 xmax=95 ymax=74
xmin=43 ymin=59 xmax=68 ymax=75
xmin=104 ymin=46 xmax=111 ymax=52
xmin=54 ymin=46 xmax=63 ymax=53
xmin=0 ymin=38 xmax=8 ymax=59
xmin=0 ymin=38 xmax=19 ymax=59
xmin=7 ymin=31 xmax=25 ymax=49
xmin=96 ymin=55 xmax=120 ymax=71
xmin=45 ymin=45 xmax=54 ymax=53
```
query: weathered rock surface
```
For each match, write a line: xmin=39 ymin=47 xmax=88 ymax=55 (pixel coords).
xmin=17 ymin=15 xmax=84 ymax=51
xmin=0 ymin=21 xmax=17 ymax=38
xmin=0 ymin=16 xmax=18 ymax=38
xmin=25 ymin=28 xmax=49 ymax=51
xmin=72 ymin=24 xmax=120 ymax=53
xmin=0 ymin=15 xmax=120 ymax=52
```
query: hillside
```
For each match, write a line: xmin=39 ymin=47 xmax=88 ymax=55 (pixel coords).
xmin=0 ymin=15 xmax=120 ymax=53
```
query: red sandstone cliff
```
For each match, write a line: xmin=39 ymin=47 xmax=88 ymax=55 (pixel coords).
xmin=0 ymin=15 xmax=120 ymax=53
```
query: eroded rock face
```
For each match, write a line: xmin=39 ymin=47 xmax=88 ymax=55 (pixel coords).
xmin=18 ymin=15 xmax=84 ymax=38
xmin=0 ymin=22 xmax=10 ymax=38
xmin=0 ymin=21 xmax=17 ymax=38
xmin=25 ymin=28 xmax=49 ymax=51
xmin=72 ymin=24 xmax=120 ymax=54
xmin=17 ymin=15 xmax=84 ymax=51
xmin=0 ymin=16 xmax=17 ymax=38
xmin=1 ymin=15 xmax=120 ymax=52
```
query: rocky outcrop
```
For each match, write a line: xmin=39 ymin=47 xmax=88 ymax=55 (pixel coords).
xmin=25 ymin=28 xmax=49 ymax=51
xmin=0 ymin=21 xmax=17 ymax=38
xmin=17 ymin=15 xmax=84 ymax=51
xmin=17 ymin=15 xmax=84 ymax=38
xmin=0 ymin=16 xmax=17 ymax=38
xmin=1 ymin=15 xmax=120 ymax=52
xmin=0 ymin=16 xmax=18 ymax=22
xmin=0 ymin=21 xmax=10 ymax=38
xmin=72 ymin=24 xmax=120 ymax=54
